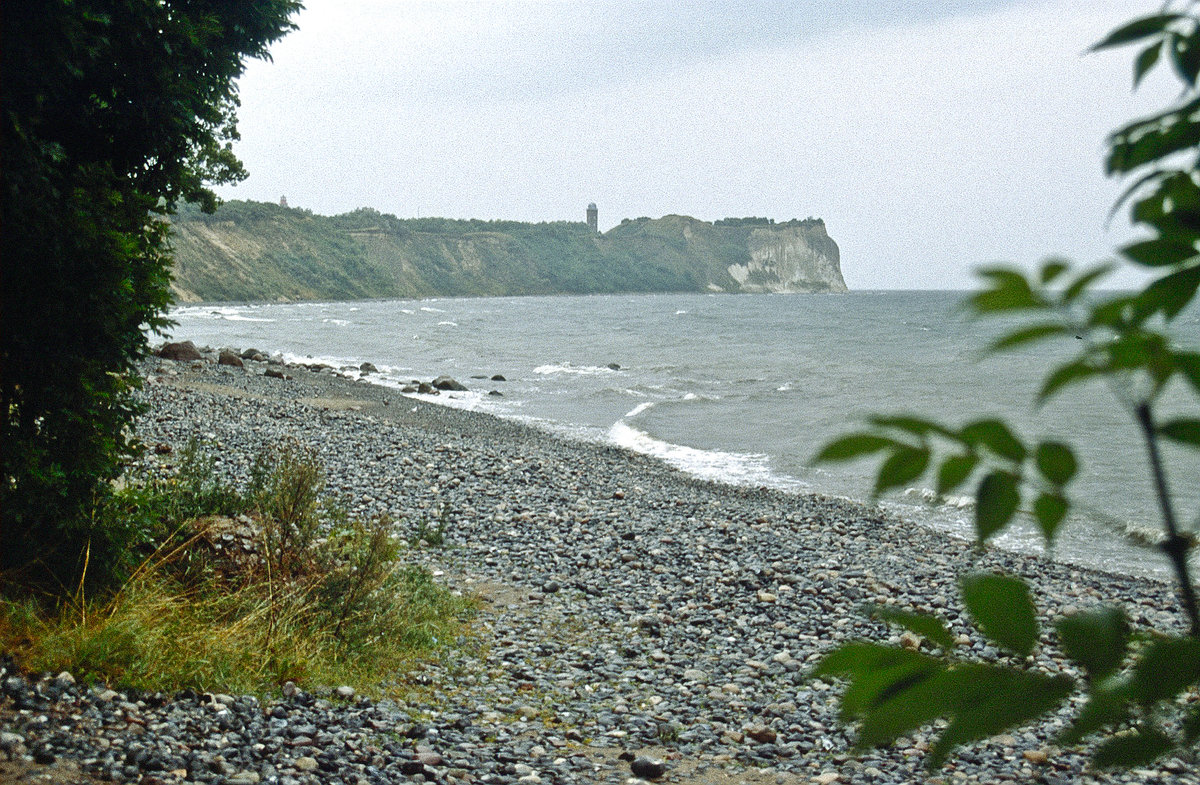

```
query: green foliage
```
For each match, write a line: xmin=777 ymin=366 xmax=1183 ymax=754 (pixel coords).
xmin=811 ymin=6 xmax=1200 ymax=770
xmin=409 ymin=509 xmax=450 ymax=547
xmin=1 ymin=1 xmax=299 ymax=595
xmin=0 ymin=440 xmax=472 ymax=696
xmin=167 ymin=202 xmax=843 ymax=300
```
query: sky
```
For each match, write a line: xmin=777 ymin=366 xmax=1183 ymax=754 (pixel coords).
xmin=215 ymin=0 xmax=1174 ymax=290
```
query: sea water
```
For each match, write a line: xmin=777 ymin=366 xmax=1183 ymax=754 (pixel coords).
xmin=167 ymin=291 xmax=1200 ymax=581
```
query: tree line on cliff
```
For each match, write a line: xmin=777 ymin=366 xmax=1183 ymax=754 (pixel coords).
xmin=167 ymin=199 xmax=844 ymax=302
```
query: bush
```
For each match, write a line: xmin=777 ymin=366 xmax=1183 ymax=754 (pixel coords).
xmin=1 ymin=0 xmax=299 ymax=596
xmin=0 ymin=439 xmax=472 ymax=696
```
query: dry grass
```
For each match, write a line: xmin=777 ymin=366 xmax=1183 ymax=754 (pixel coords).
xmin=0 ymin=439 xmax=473 ymax=697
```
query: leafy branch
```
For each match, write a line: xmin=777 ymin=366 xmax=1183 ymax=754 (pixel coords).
xmin=809 ymin=5 xmax=1200 ymax=770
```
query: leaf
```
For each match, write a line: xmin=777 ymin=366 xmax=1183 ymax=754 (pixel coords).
xmin=1091 ymin=14 xmax=1181 ymax=52
xmin=1139 ymin=263 xmax=1200 ymax=319
xmin=868 ymin=415 xmax=953 ymax=438
xmin=1185 ymin=701 xmax=1200 ymax=744
xmin=1108 ymin=99 xmax=1200 ymax=174
xmin=814 ymin=434 xmax=896 ymax=463
xmin=869 ymin=605 xmax=957 ymax=650
xmin=1176 ymin=351 xmax=1200 ymax=395
xmin=1134 ymin=40 xmax=1162 ymax=86
xmin=874 ymin=445 xmax=930 ymax=495
xmin=961 ymin=573 xmax=1038 ymax=657
xmin=928 ymin=664 xmax=1072 ymax=769
xmin=1039 ymin=359 xmax=1100 ymax=403
xmin=936 ymin=453 xmax=978 ymax=496
xmin=1092 ymin=726 xmax=1174 ymax=768
xmin=1058 ymin=679 xmax=1135 ymax=745
xmin=1121 ymin=238 xmax=1198 ymax=267
xmin=1039 ymin=259 xmax=1069 ymax=284
xmin=975 ymin=471 xmax=1021 ymax=541
xmin=1032 ymin=492 xmax=1068 ymax=541
xmin=1159 ymin=418 xmax=1200 ymax=448
xmin=1130 ymin=635 xmax=1200 ymax=704
xmin=1062 ymin=263 xmax=1116 ymax=302
xmin=1056 ymin=606 xmax=1130 ymax=680
xmin=960 ymin=419 xmax=1026 ymax=462
xmin=1169 ymin=29 xmax=1200 ymax=86
xmin=987 ymin=323 xmax=1068 ymax=353
xmin=970 ymin=269 xmax=1043 ymax=312
xmin=1034 ymin=441 xmax=1077 ymax=485
xmin=857 ymin=667 xmax=957 ymax=749
xmin=812 ymin=643 xmax=944 ymax=720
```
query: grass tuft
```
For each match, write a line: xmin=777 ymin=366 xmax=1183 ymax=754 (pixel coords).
xmin=1 ymin=438 xmax=472 ymax=697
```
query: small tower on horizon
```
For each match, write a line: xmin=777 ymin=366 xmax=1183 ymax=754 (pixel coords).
xmin=586 ymin=202 xmax=598 ymax=233
xmin=279 ymin=195 xmax=289 ymax=208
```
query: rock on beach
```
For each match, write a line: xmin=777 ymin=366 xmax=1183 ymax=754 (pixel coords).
xmin=1 ymin=350 xmax=1195 ymax=785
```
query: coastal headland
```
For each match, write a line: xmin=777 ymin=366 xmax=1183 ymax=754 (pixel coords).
xmin=1 ymin=349 xmax=1190 ymax=785
xmin=167 ymin=202 xmax=847 ymax=303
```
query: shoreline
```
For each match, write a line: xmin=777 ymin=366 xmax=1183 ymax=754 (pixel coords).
xmin=2 ymin=352 xmax=1193 ymax=784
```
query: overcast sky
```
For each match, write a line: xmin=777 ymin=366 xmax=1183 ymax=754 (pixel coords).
xmin=215 ymin=0 xmax=1171 ymax=290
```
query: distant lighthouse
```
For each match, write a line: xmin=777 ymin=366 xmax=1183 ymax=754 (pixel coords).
xmin=586 ymin=202 xmax=598 ymax=233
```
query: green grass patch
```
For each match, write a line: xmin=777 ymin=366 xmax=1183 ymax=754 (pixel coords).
xmin=0 ymin=439 xmax=473 ymax=696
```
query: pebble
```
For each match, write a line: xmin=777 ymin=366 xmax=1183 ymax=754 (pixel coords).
xmin=0 ymin=355 xmax=1193 ymax=785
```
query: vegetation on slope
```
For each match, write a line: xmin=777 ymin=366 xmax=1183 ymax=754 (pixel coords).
xmin=169 ymin=200 xmax=843 ymax=301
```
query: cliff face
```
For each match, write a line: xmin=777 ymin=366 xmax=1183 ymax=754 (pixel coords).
xmin=167 ymin=201 xmax=846 ymax=302
xmin=731 ymin=224 xmax=848 ymax=294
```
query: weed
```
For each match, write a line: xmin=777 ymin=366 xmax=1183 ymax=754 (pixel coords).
xmin=408 ymin=508 xmax=449 ymax=547
xmin=0 ymin=439 xmax=473 ymax=697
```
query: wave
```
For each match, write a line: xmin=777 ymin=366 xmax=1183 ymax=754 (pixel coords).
xmin=624 ymin=401 xmax=656 ymax=418
xmin=607 ymin=421 xmax=788 ymax=490
xmin=322 ymin=318 xmax=350 ymax=326
xmin=902 ymin=487 xmax=974 ymax=509
xmin=534 ymin=363 xmax=619 ymax=376
xmin=173 ymin=305 xmax=276 ymax=323
xmin=437 ymin=321 xmax=458 ymax=327
xmin=420 ymin=306 xmax=445 ymax=313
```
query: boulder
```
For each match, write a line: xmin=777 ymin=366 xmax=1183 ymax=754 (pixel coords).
xmin=239 ymin=347 xmax=262 ymax=359
xmin=264 ymin=368 xmax=286 ymax=380
xmin=491 ymin=374 xmax=507 ymax=381
xmin=630 ymin=757 xmax=667 ymax=780
xmin=607 ymin=363 xmax=621 ymax=371
xmin=432 ymin=375 xmax=467 ymax=391
xmin=417 ymin=382 xmax=438 ymax=395
xmin=359 ymin=362 xmax=378 ymax=374
xmin=218 ymin=349 xmax=244 ymax=367
xmin=157 ymin=340 xmax=202 ymax=361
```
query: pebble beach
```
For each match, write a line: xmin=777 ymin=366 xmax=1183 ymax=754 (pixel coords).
xmin=2 ymin=350 xmax=1196 ymax=785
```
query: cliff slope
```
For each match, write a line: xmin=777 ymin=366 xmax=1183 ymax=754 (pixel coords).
xmin=167 ymin=201 xmax=847 ymax=302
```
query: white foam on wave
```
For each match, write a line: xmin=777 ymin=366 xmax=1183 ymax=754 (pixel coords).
xmin=438 ymin=321 xmax=458 ymax=327
xmin=624 ymin=401 xmax=656 ymax=418
xmin=777 ymin=382 xmax=795 ymax=392
xmin=674 ymin=310 xmax=688 ymax=315
xmin=534 ymin=363 xmax=617 ymax=376
xmin=420 ymin=306 xmax=445 ymax=313
xmin=903 ymin=487 xmax=974 ymax=509
xmin=607 ymin=421 xmax=782 ymax=489
xmin=174 ymin=305 xmax=275 ymax=323
xmin=322 ymin=318 xmax=350 ymax=326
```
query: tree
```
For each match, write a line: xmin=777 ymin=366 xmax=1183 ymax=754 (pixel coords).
xmin=1 ymin=1 xmax=299 ymax=593
xmin=812 ymin=8 xmax=1200 ymax=770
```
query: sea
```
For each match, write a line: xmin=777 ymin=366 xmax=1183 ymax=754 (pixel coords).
xmin=166 ymin=291 xmax=1200 ymax=582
